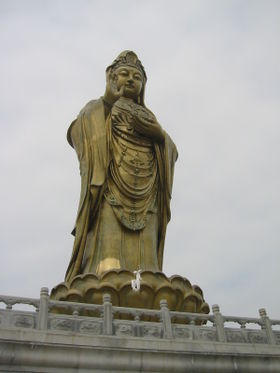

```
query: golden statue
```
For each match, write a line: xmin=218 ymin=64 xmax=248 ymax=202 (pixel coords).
xmin=51 ymin=51 xmax=209 ymax=315
xmin=65 ymin=51 xmax=177 ymax=280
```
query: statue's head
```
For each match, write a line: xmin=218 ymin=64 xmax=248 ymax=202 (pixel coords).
xmin=105 ymin=51 xmax=147 ymax=105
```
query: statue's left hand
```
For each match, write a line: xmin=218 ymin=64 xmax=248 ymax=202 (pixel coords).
xmin=113 ymin=97 xmax=164 ymax=142
xmin=133 ymin=107 xmax=164 ymax=143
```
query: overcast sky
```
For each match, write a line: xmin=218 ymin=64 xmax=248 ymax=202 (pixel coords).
xmin=0 ymin=0 xmax=279 ymax=320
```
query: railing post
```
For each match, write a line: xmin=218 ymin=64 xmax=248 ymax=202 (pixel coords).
xmin=37 ymin=287 xmax=49 ymax=330
xmin=160 ymin=299 xmax=173 ymax=339
xmin=103 ymin=294 xmax=113 ymax=335
xmin=259 ymin=308 xmax=276 ymax=345
xmin=212 ymin=304 xmax=226 ymax=342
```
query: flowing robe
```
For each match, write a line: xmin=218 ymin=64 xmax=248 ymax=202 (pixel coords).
xmin=65 ymin=98 xmax=177 ymax=282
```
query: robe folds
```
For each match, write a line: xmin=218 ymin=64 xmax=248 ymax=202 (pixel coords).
xmin=65 ymin=98 xmax=178 ymax=282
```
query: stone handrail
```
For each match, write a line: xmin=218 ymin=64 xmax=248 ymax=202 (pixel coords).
xmin=0 ymin=294 xmax=39 ymax=310
xmin=170 ymin=310 xmax=213 ymax=324
xmin=223 ymin=315 xmax=262 ymax=328
xmin=48 ymin=299 xmax=104 ymax=314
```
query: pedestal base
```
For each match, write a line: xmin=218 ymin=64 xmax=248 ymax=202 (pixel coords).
xmin=51 ymin=270 xmax=209 ymax=315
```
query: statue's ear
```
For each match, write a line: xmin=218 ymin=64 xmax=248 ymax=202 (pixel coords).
xmin=105 ymin=68 xmax=115 ymax=84
xmin=111 ymin=72 xmax=117 ymax=83
xmin=105 ymin=68 xmax=110 ymax=83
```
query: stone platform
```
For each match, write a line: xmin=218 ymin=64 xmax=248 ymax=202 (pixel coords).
xmin=0 ymin=288 xmax=280 ymax=372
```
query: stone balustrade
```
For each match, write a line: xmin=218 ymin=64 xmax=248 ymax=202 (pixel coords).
xmin=0 ymin=287 xmax=279 ymax=346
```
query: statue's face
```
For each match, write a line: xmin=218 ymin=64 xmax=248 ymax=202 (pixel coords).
xmin=113 ymin=65 xmax=143 ymax=99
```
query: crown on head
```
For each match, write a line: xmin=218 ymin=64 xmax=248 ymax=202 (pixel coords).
xmin=106 ymin=51 xmax=147 ymax=80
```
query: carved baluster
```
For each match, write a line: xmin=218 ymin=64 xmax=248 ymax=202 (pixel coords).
xmin=160 ymin=299 xmax=173 ymax=339
xmin=103 ymin=294 xmax=113 ymax=335
xmin=37 ymin=287 xmax=49 ymax=330
xmin=134 ymin=312 xmax=141 ymax=337
xmin=72 ymin=307 xmax=79 ymax=316
xmin=2 ymin=298 xmax=12 ymax=328
xmin=212 ymin=304 xmax=226 ymax=343
xmin=239 ymin=320 xmax=247 ymax=329
xmin=188 ymin=315 xmax=198 ymax=340
xmin=259 ymin=308 xmax=276 ymax=345
xmin=4 ymin=297 xmax=14 ymax=310
xmin=6 ymin=302 xmax=12 ymax=310
xmin=189 ymin=316 xmax=196 ymax=325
